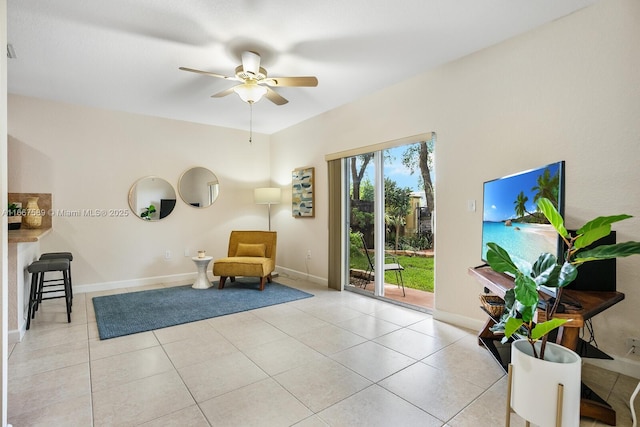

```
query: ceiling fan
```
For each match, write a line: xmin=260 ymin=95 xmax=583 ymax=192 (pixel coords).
xmin=179 ymin=51 xmax=318 ymax=105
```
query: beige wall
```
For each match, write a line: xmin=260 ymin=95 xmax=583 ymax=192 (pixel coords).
xmin=270 ymin=0 xmax=640 ymax=365
xmin=1 ymin=0 xmax=8 ymax=422
xmin=8 ymin=95 xmax=273 ymax=288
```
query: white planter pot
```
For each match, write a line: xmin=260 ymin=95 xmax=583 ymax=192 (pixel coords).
xmin=510 ymin=339 xmax=581 ymax=427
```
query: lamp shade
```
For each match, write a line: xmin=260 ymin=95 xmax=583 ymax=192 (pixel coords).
xmin=254 ymin=187 xmax=281 ymax=205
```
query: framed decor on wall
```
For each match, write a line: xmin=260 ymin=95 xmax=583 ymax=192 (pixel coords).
xmin=292 ymin=167 xmax=314 ymax=217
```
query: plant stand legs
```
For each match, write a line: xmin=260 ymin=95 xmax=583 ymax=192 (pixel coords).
xmin=506 ymin=364 xmax=513 ymax=427
xmin=506 ymin=363 xmax=564 ymax=427
xmin=556 ymin=383 xmax=564 ymax=427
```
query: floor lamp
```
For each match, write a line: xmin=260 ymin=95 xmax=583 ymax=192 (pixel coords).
xmin=255 ymin=187 xmax=281 ymax=278
xmin=254 ymin=187 xmax=281 ymax=231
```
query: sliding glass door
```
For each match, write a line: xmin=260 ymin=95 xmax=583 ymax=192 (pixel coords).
xmin=326 ymin=133 xmax=435 ymax=301
xmin=339 ymin=135 xmax=435 ymax=305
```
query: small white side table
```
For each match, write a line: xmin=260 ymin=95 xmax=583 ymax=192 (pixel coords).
xmin=191 ymin=256 xmax=213 ymax=289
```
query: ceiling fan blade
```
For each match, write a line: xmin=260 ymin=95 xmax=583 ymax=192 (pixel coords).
xmin=210 ymin=86 xmax=236 ymax=98
xmin=179 ymin=67 xmax=237 ymax=80
xmin=264 ymin=87 xmax=288 ymax=105
xmin=264 ymin=76 xmax=318 ymax=87
xmin=241 ymin=51 xmax=261 ymax=76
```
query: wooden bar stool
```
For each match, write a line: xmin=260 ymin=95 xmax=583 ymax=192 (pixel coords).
xmin=39 ymin=252 xmax=73 ymax=303
xmin=26 ymin=258 xmax=71 ymax=330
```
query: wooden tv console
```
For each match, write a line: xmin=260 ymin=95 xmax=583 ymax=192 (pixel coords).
xmin=469 ymin=265 xmax=625 ymax=426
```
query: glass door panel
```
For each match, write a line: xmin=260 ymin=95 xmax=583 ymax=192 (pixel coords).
xmin=345 ymin=137 xmax=435 ymax=304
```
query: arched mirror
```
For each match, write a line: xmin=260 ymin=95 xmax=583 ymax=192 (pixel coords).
xmin=178 ymin=167 xmax=220 ymax=208
xmin=128 ymin=176 xmax=177 ymax=221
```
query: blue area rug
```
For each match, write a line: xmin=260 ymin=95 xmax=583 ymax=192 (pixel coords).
xmin=92 ymin=279 xmax=314 ymax=340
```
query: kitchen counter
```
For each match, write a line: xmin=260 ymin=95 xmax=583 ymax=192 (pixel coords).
xmin=8 ymin=226 xmax=52 ymax=243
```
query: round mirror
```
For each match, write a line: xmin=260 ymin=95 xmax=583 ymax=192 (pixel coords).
xmin=178 ymin=167 xmax=220 ymax=208
xmin=128 ymin=176 xmax=177 ymax=221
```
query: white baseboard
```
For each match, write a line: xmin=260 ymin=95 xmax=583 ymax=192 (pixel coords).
xmin=584 ymin=355 xmax=640 ymax=380
xmin=74 ymin=272 xmax=198 ymax=294
xmin=73 ymin=267 xmax=327 ymax=295
xmin=273 ymin=266 xmax=328 ymax=286
xmin=432 ymin=309 xmax=486 ymax=332
xmin=8 ymin=327 xmax=25 ymax=344
xmin=72 ymin=266 xmax=328 ymax=295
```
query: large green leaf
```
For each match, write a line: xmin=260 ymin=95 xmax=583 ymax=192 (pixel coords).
xmin=557 ymin=261 xmax=578 ymax=288
xmin=504 ymin=316 xmax=524 ymax=338
xmin=573 ymin=225 xmax=611 ymax=251
xmin=486 ymin=243 xmax=517 ymax=275
xmin=539 ymin=264 xmax=565 ymax=288
xmin=532 ymin=253 xmax=557 ymax=274
xmin=531 ymin=318 xmax=568 ymax=340
xmin=520 ymin=303 xmax=537 ymax=324
xmin=514 ymin=274 xmax=538 ymax=306
xmin=576 ymin=214 xmax=632 ymax=235
xmin=503 ymin=288 xmax=515 ymax=309
xmin=531 ymin=253 xmax=558 ymax=286
xmin=574 ymin=215 xmax=632 ymax=250
xmin=575 ymin=241 xmax=640 ymax=263
xmin=537 ymin=198 xmax=568 ymax=238
xmin=514 ymin=274 xmax=538 ymax=322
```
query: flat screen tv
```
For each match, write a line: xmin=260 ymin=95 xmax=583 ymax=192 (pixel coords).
xmin=481 ymin=161 xmax=565 ymax=267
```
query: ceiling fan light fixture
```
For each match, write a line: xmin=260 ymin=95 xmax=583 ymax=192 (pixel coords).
xmin=180 ymin=50 xmax=317 ymax=107
xmin=234 ymin=82 xmax=267 ymax=104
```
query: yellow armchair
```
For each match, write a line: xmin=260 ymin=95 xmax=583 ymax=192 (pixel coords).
xmin=213 ymin=230 xmax=277 ymax=291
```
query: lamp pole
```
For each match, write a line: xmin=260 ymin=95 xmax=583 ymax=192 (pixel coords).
xmin=254 ymin=187 xmax=281 ymax=231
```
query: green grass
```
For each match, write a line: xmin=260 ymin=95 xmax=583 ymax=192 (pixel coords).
xmin=350 ymin=253 xmax=434 ymax=292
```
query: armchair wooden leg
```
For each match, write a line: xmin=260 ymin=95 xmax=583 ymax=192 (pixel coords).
xmin=259 ymin=276 xmax=266 ymax=291
xmin=218 ymin=276 xmax=227 ymax=289
xmin=267 ymin=274 xmax=273 ymax=283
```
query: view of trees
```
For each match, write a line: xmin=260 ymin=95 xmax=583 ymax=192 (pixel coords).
xmin=401 ymin=140 xmax=434 ymax=223
xmin=350 ymin=153 xmax=373 ymax=202
xmin=384 ymin=178 xmax=412 ymax=250
xmin=349 ymin=139 xmax=434 ymax=251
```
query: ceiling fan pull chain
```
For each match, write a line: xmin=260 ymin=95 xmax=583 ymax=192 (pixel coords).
xmin=249 ymin=102 xmax=253 ymax=144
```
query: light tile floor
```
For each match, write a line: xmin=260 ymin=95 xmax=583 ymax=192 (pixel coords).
xmin=8 ymin=275 xmax=639 ymax=426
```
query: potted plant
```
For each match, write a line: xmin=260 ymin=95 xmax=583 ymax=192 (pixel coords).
xmin=7 ymin=202 xmax=23 ymax=230
xmin=140 ymin=204 xmax=156 ymax=220
xmin=486 ymin=197 xmax=640 ymax=426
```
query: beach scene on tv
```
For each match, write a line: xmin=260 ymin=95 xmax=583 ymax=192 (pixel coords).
xmin=482 ymin=163 xmax=562 ymax=262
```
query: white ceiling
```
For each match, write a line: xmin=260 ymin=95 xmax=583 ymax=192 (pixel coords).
xmin=7 ymin=0 xmax=597 ymax=135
